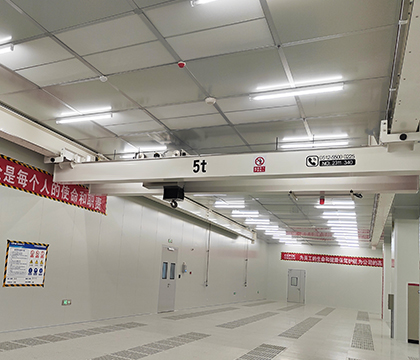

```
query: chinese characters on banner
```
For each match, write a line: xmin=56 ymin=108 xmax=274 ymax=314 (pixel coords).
xmin=0 ymin=154 xmax=107 ymax=215
xmin=3 ymin=240 xmax=49 ymax=287
xmin=281 ymin=252 xmax=383 ymax=267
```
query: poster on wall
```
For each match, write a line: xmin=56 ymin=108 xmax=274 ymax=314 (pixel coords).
xmin=281 ymin=252 xmax=383 ymax=267
xmin=3 ymin=240 xmax=49 ymax=287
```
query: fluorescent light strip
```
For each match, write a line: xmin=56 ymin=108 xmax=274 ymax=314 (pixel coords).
xmin=0 ymin=44 xmax=13 ymax=54
xmin=60 ymin=106 xmax=112 ymax=117
xmin=0 ymin=36 xmax=12 ymax=44
xmin=250 ymin=83 xmax=344 ymax=101
xmin=56 ymin=113 xmax=112 ymax=124
xmin=328 ymin=221 xmax=357 ymax=226
xmin=282 ymin=133 xmax=348 ymax=142
xmin=190 ymin=0 xmax=218 ymax=6
xmin=323 ymin=212 xmax=356 ymax=216
xmin=232 ymin=210 xmax=259 ymax=216
xmin=256 ymin=76 xmax=343 ymax=92
xmin=281 ymin=140 xmax=349 ymax=149
xmin=316 ymin=205 xmax=355 ymax=210
xmin=245 ymin=219 xmax=270 ymax=224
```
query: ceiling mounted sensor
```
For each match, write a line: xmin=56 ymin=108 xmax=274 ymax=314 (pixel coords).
xmin=205 ymin=97 xmax=217 ymax=105
xmin=250 ymin=83 xmax=344 ymax=101
xmin=177 ymin=61 xmax=186 ymax=68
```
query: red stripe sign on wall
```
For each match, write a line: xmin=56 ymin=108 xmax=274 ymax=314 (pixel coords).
xmin=0 ymin=154 xmax=107 ymax=215
xmin=281 ymin=252 xmax=383 ymax=267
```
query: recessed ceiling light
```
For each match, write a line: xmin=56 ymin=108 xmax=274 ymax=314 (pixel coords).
xmin=250 ymin=83 xmax=344 ymax=101
xmin=56 ymin=113 xmax=112 ymax=124
xmin=190 ymin=0 xmax=218 ymax=6
xmin=0 ymin=35 xmax=12 ymax=45
xmin=281 ymin=140 xmax=349 ymax=149
xmin=256 ymin=75 xmax=343 ymax=92
xmin=0 ymin=44 xmax=13 ymax=54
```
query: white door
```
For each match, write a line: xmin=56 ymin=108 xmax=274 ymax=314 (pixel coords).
xmin=158 ymin=246 xmax=178 ymax=313
xmin=287 ymin=269 xmax=306 ymax=303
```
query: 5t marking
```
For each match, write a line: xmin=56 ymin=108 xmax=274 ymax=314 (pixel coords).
xmin=192 ymin=159 xmax=207 ymax=173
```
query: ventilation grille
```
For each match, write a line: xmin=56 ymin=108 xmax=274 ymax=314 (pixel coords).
xmin=237 ymin=344 xmax=286 ymax=360
xmin=243 ymin=301 xmax=276 ymax=307
xmin=0 ymin=322 xmax=146 ymax=352
xmin=357 ymin=311 xmax=370 ymax=322
xmin=351 ymin=323 xmax=374 ymax=350
xmin=279 ymin=317 xmax=323 ymax=339
xmin=316 ymin=307 xmax=335 ymax=316
xmin=217 ymin=312 xmax=278 ymax=329
xmin=279 ymin=304 xmax=304 ymax=311
xmin=91 ymin=332 xmax=210 ymax=360
xmin=164 ymin=307 xmax=238 ymax=320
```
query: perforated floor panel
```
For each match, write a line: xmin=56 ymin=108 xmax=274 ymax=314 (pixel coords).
xmin=357 ymin=311 xmax=370 ymax=322
xmin=279 ymin=317 xmax=323 ymax=339
xmin=243 ymin=301 xmax=276 ymax=307
xmin=217 ymin=312 xmax=279 ymax=329
xmin=351 ymin=323 xmax=374 ymax=350
xmin=279 ymin=304 xmax=304 ymax=311
xmin=91 ymin=332 xmax=210 ymax=360
xmin=0 ymin=322 xmax=147 ymax=352
xmin=163 ymin=306 xmax=238 ymax=320
xmin=237 ymin=344 xmax=286 ymax=360
xmin=316 ymin=307 xmax=335 ymax=316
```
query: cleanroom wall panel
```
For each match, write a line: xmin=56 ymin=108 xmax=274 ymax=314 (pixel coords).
xmin=267 ymin=244 xmax=383 ymax=313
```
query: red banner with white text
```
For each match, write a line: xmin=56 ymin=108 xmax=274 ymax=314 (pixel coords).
xmin=281 ymin=252 xmax=383 ymax=267
xmin=0 ymin=154 xmax=107 ymax=215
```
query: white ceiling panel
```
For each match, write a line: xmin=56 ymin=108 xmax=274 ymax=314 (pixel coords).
xmin=161 ymin=113 xmax=227 ymax=130
xmin=226 ymin=105 xmax=301 ymax=125
xmin=93 ymin=109 xmax=153 ymax=127
xmin=0 ymin=37 xmax=72 ymax=71
xmin=187 ymin=48 xmax=287 ymax=97
xmin=173 ymin=126 xmax=246 ymax=150
xmin=12 ymin=0 xmax=134 ymax=32
xmin=0 ymin=89 xmax=74 ymax=121
xmin=299 ymin=78 xmax=389 ymax=118
xmin=147 ymin=101 xmax=217 ymax=119
xmin=0 ymin=1 xmax=44 ymax=42
xmin=0 ymin=66 xmax=37 ymax=95
xmin=284 ymin=27 xmax=396 ymax=82
xmin=167 ymin=19 xmax=273 ymax=60
xmin=307 ymin=112 xmax=383 ymax=142
xmin=267 ymin=0 xmax=400 ymax=43
xmin=217 ymin=96 xmax=296 ymax=112
xmin=145 ymin=0 xmax=264 ymax=37
xmin=134 ymin=0 xmax=173 ymax=8
xmin=236 ymin=120 xmax=306 ymax=145
xmin=44 ymin=80 xmax=137 ymax=116
xmin=84 ymin=41 xmax=175 ymax=74
xmin=197 ymin=144 xmax=254 ymax=155
xmin=118 ymin=134 xmax=171 ymax=151
xmin=108 ymin=65 xmax=205 ymax=107
xmin=17 ymin=58 xmax=97 ymax=87
xmin=56 ymin=14 xmax=157 ymax=56
xmin=105 ymin=121 xmax=164 ymax=136
xmin=44 ymin=119 xmax=115 ymax=140
xmin=78 ymin=136 xmax=138 ymax=156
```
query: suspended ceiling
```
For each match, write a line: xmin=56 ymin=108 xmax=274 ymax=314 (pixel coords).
xmin=0 ymin=0 xmax=412 ymax=245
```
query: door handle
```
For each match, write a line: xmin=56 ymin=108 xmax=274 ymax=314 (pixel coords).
xmin=167 ymin=284 xmax=170 ymax=288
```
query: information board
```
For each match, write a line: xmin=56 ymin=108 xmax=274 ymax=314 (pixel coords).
xmin=3 ymin=240 xmax=49 ymax=287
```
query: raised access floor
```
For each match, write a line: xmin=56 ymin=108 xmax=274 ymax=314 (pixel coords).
xmin=0 ymin=301 xmax=417 ymax=360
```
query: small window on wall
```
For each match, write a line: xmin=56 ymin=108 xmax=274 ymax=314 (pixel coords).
xmin=162 ymin=262 xmax=168 ymax=279
xmin=170 ymin=263 xmax=176 ymax=280
xmin=291 ymin=277 xmax=298 ymax=286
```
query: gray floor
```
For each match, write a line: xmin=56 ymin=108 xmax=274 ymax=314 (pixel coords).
xmin=0 ymin=301 xmax=417 ymax=360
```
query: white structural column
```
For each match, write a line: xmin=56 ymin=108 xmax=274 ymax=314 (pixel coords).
xmin=383 ymin=235 xmax=392 ymax=324
xmin=392 ymin=209 xmax=419 ymax=341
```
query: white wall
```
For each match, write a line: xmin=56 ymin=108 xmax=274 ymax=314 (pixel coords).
xmin=266 ymin=244 xmax=383 ymax=313
xmin=0 ymin=140 xmax=267 ymax=332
